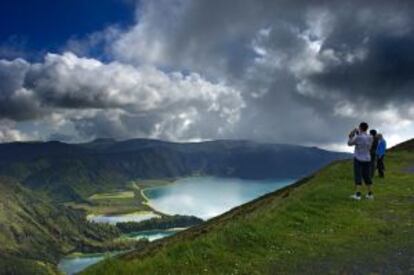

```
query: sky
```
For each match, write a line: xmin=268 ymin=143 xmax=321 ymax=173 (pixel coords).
xmin=1 ymin=0 xmax=414 ymax=151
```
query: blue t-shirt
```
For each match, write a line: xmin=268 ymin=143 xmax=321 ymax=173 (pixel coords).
xmin=376 ymin=139 xmax=387 ymax=157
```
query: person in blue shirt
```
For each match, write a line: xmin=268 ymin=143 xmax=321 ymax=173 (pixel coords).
xmin=376 ymin=133 xmax=387 ymax=178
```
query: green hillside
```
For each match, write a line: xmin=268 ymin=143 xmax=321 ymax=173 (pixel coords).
xmin=0 ymin=177 xmax=128 ymax=275
xmin=84 ymin=145 xmax=414 ymax=274
xmin=0 ymin=140 xmax=349 ymax=203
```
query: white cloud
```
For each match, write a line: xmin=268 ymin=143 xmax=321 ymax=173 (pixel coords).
xmin=0 ymin=52 xmax=244 ymax=141
xmin=0 ymin=119 xmax=30 ymax=142
xmin=1 ymin=0 xmax=414 ymax=148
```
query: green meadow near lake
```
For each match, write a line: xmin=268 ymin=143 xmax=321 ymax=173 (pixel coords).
xmin=89 ymin=191 xmax=135 ymax=200
xmin=60 ymin=177 xmax=294 ymax=274
xmin=84 ymin=147 xmax=414 ymax=274
xmin=66 ymin=179 xmax=173 ymax=217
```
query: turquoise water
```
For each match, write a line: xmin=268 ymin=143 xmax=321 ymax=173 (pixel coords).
xmin=125 ymin=228 xmax=185 ymax=242
xmin=87 ymin=211 xmax=160 ymax=225
xmin=58 ymin=229 xmax=182 ymax=274
xmin=59 ymin=177 xmax=294 ymax=274
xmin=58 ymin=253 xmax=112 ymax=275
xmin=144 ymin=177 xmax=295 ymax=219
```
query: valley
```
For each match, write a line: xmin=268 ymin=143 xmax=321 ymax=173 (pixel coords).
xmin=1 ymin=1 xmax=411 ymax=274
xmin=65 ymin=179 xmax=172 ymax=220
xmin=59 ymin=176 xmax=295 ymax=274
xmin=0 ymin=138 xmax=350 ymax=274
xmin=84 ymin=141 xmax=414 ymax=274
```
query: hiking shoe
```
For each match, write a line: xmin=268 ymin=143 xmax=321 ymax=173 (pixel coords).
xmin=365 ymin=194 xmax=374 ymax=200
xmin=350 ymin=194 xmax=361 ymax=201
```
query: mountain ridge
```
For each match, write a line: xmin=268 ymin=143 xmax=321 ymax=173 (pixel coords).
xmin=0 ymin=139 xmax=350 ymax=203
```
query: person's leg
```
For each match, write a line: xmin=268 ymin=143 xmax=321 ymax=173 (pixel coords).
xmin=370 ymin=154 xmax=376 ymax=178
xmin=377 ymin=156 xmax=385 ymax=178
xmin=362 ymin=161 xmax=373 ymax=197
xmin=353 ymin=159 xmax=362 ymax=198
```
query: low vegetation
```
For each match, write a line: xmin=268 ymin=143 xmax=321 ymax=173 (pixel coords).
xmin=116 ymin=215 xmax=204 ymax=233
xmin=0 ymin=177 xmax=143 ymax=275
xmin=84 ymin=147 xmax=414 ymax=274
xmin=89 ymin=191 xmax=135 ymax=200
xmin=66 ymin=180 xmax=172 ymax=216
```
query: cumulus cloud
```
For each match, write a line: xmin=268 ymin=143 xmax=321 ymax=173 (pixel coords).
xmin=64 ymin=26 xmax=122 ymax=59
xmin=1 ymin=0 xmax=414 ymax=148
xmin=109 ymin=0 xmax=414 ymax=147
xmin=0 ymin=52 xmax=244 ymax=141
xmin=0 ymin=119 xmax=29 ymax=142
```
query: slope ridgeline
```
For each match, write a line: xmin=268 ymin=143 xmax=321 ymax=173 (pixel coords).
xmin=84 ymin=140 xmax=414 ymax=274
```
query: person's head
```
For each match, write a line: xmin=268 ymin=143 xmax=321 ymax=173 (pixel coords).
xmin=377 ymin=133 xmax=383 ymax=140
xmin=369 ymin=129 xmax=377 ymax=136
xmin=359 ymin=122 xmax=369 ymax=132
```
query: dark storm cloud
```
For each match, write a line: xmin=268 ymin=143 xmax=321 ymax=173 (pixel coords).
xmin=114 ymin=0 xmax=311 ymax=80
xmin=1 ymin=0 xmax=414 ymax=146
xmin=310 ymin=33 xmax=414 ymax=104
xmin=0 ymin=59 xmax=43 ymax=120
xmin=112 ymin=0 xmax=414 ymax=146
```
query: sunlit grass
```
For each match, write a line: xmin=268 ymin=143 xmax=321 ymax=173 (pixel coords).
xmin=89 ymin=191 xmax=135 ymax=200
xmin=84 ymin=151 xmax=414 ymax=274
xmin=66 ymin=179 xmax=175 ymax=216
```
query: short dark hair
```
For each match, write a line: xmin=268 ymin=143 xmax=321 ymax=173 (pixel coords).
xmin=359 ymin=122 xmax=369 ymax=131
xmin=369 ymin=129 xmax=377 ymax=136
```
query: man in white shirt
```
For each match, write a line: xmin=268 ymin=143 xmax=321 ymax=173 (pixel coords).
xmin=347 ymin=122 xmax=374 ymax=200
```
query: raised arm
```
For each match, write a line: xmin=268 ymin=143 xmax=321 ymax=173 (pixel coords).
xmin=347 ymin=129 xmax=358 ymax=146
xmin=348 ymin=136 xmax=358 ymax=146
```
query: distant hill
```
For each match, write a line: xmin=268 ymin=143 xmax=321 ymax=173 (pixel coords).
xmin=0 ymin=176 xmax=120 ymax=274
xmin=0 ymin=139 xmax=350 ymax=202
xmin=84 ymin=139 xmax=414 ymax=274
xmin=390 ymin=138 xmax=414 ymax=152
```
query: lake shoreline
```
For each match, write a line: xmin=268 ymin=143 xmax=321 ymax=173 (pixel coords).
xmin=59 ymin=177 xmax=295 ymax=274
xmin=58 ymin=227 xmax=187 ymax=275
xmin=141 ymin=176 xmax=296 ymax=220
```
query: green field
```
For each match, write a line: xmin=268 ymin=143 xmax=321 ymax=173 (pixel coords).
xmin=66 ymin=179 xmax=173 ymax=216
xmin=0 ymin=176 xmax=122 ymax=275
xmin=84 ymin=148 xmax=414 ymax=274
xmin=89 ymin=191 xmax=135 ymax=200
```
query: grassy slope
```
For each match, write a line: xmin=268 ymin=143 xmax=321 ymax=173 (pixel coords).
xmin=85 ymin=149 xmax=414 ymax=274
xmin=0 ymin=177 xmax=124 ymax=275
xmin=65 ymin=180 xmax=172 ymax=216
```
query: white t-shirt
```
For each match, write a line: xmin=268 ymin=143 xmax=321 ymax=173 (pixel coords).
xmin=348 ymin=132 xmax=373 ymax=162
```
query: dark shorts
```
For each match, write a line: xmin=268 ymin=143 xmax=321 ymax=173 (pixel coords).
xmin=354 ymin=158 xmax=372 ymax=185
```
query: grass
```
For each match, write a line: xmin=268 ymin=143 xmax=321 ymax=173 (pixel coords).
xmin=89 ymin=191 xmax=135 ymax=200
xmin=0 ymin=176 xmax=122 ymax=275
xmin=0 ymin=256 xmax=59 ymax=275
xmin=66 ymin=179 xmax=174 ymax=216
xmin=84 ymin=150 xmax=414 ymax=274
